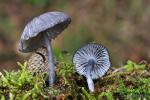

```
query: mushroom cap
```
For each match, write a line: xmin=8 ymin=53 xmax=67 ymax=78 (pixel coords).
xmin=19 ymin=11 xmax=71 ymax=52
xmin=73 ymin=43 xmax=111 ymax=79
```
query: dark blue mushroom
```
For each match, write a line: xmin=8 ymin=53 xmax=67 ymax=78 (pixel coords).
xmin=18 ymin=11 xmax=71 ymax=86
xmin=73 ymin=43 xmax=111 ymax=92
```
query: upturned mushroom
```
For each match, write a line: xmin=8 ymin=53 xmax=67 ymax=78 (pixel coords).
xmin=73 ymin=43 xmax=111 ymax=92
xmin=18 ymin=11 xmax=71 ymax=86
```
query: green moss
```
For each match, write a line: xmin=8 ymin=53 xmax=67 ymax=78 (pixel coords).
xmin=0 ymin=60 xmax=150 ymax=99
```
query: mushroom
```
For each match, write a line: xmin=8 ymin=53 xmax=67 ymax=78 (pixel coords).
xmin=18 ymin=11 xmax=71 ymax=86
xmin=73 ymin=43 xmax=111 ymax=92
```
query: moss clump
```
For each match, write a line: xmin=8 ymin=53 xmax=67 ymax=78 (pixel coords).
xmin=0 ymin=60 xmax=150 ymax=99
xmin=0 ymin=62 xmax=59 ymax=99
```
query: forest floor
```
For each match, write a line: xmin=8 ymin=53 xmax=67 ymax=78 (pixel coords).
xmin=0 ymin=60 xmax=150 ymax=100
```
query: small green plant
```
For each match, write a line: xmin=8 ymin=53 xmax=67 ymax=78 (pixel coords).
xmin=80 ymin=87 xmax=96 ymax=100
xmin=123 ymin=60 xmax=146 ymax=71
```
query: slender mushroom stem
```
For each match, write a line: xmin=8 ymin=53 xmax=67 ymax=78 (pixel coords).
xmin=86 ymin=59 xmax=95 ymax=92
xmin=44 ymin=33 xmax=55 ymax=86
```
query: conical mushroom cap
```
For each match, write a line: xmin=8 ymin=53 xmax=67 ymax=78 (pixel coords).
xmin=19 ymin=11 xmax=71 ymax=52
xmin=73 ymin=43 xmax=111 ymax=79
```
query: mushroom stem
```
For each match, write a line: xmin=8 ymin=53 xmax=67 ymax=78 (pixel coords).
xmin=44 ymin=33 xmax=55 ymax=86
xmin=86 ymin=59 xmax=95 ymax=92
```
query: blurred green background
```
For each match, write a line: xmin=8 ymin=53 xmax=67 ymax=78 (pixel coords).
xmin=0 ymin=0 xmax=150 ymax=71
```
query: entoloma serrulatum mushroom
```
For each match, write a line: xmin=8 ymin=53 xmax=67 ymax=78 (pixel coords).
xmin=73 ymin=43 xmax=111 ymax=92
xmin=18 ymin=12 xmax=71 ymax=86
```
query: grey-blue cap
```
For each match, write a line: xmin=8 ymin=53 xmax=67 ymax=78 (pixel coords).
xmin=73 ymin=43 xmax=111 ymax=92
xmin=73 ymin=43 xmax=111 ymax=79
xmin=19 ymin=11 xmax=71 ymax=52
